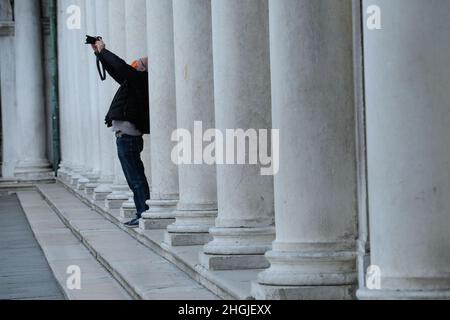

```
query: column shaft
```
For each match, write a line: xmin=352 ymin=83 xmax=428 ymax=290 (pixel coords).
xmin=65 ymin=0 xmax=85 ymax=187
xmin=358 ymin=0 xmax=450 ymax=300
xmin=56 ymin=0 xmax=69 ymax=180
xmin=14 ymin=0 xmax=52 ymax=180
xmin=59 ymin=0 xmax=77 ymax=181
xmin=104 ymin=0 xmax=132 ymax=210
xmin=140 ymin=0 xmax=179 ymax=230
xmin=165 ymin=0 xmax=217 ymax=246
xmin=83 ymin=0 xmax=102 ymax=195
xmin=93 ymin=0 xmax=115 ymax=200
xmin=74 ymin=0 xmax=95 ymax=190
xmin=253 ymin=0 xmax=357 ymax=300
xmin=200 ymin=0 xmax=274 ymax=270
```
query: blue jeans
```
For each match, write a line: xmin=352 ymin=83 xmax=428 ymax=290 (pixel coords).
xmin=116 ymin=134 xmax=150 ymax=218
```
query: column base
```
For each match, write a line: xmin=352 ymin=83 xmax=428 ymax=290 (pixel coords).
xmin=139 ymin=199 xmax=178 ymax=230
xmin=164 ymin=231 xmax=213 ymax=247
xmin=256 ymin=247 xmax=357 ymax=288
xmin=59 ymin=168 xmax=71 ymax=182
xmin=203 ymin=226 xmax=275 ymax=255
xmin=357 ymin=288 xmax=450 ymax=300
xmin=93 ymin=184 xmax=113 ymax=201
xmin=105 ymin=184 xmax=129 ymax=209
xmin=70 ymin=174 xmax=81 ymax=187
xmin=80 ymin=172 xmax=99 ymax=192
xmin=84 ymin=183 xmax=99 ymax=196
xmin=120 ymin=198 xmax=137 ymax=219
xmin=57 ymin=164 xmax=69 ymax=180
xmin=14 ymin=159 xmax=53 ymax=181
xmin=120 ymin=192 xmax=136 ymax=219
xmin=139 ymin=217 xmax=175 ymax=230
xmin=167 ymin=209 xmax=217 ymax=233
xmin=105 ymin=195 xmax=128 ymax=210
xmin=252 ymin=282 xmax=356 ymax=300
xmin=14 ymin=170 xmax=54 ymax=181
xmin=76 ymin=176 xmax=89 ymax=191
xmin=164 ymin=208 xmax=216 ymax=246
xmin=199 ymin=252 xmax=270 ymax=271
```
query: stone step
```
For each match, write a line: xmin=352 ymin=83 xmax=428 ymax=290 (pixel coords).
xmin=53 ymin=179 xmax=260 ymax=300
xmin=0 ymin=180 xmax=35 ymax=196
xmin=35 ymin=183 xmax=219 ymax=300
xmin=15 ymin=190 xmax=131 ymax=300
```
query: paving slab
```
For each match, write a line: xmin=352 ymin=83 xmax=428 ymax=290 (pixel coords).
xmin=0 ymin=193 xmax=64 ymax=300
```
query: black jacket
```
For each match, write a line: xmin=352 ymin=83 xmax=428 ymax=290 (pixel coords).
xmin=95 ymin=49 xmax=150 ymax=134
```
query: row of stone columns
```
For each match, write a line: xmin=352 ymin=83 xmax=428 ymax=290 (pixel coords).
xmin=53 ymin=0 xmax=450 ymax=300
xmin=57 ymin=0 xmax=137 ymax=220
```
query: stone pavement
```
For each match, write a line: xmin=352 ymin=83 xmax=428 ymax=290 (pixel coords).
xmin=0 ymin=193 xmax=63 ymax=300
xmin=32 ymin=184 xmax=219 ymax=300
xmin=54 ymin=179 xmax=259 ymax=300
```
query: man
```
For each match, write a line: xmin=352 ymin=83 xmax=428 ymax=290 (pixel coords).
xmin=91 ymin=39 xmax=150 ymax=228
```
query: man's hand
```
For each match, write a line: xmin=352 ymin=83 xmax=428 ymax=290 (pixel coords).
xmin=91 ymin=39 xmax=106 ymax=54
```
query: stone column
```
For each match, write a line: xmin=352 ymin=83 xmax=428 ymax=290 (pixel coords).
xmin=13 ymin=0 xmax=53 ymax=180
xmin=252 ymin=0 xmax=358 ymax=300
xmin=61 ymin=1 xmax=79 ymax=185
xmin=357 ymin=0 xmax=450 ymax=300
xmin=164 ymin=0 xmax=217 ymax=247
xmin=74 ymin=0 xmax=95 ymax=191
xmin=93 ymin=0 xmax=115 ymax=201
xmin=56 ymin=0 xmax=69 ymax=181
xmin=65 ymin=0 xmax=85 ymax=187
xmin=0 ymin=1 xmax=17 ymax=178
xmin=104 ymin=0 xmax=131 ymax=210
xmin=60 ymin=0 xmax=79 ymax=183
xmin=352 ymin=0 xmax=370 ymax=292
xmin=140 ymin=0 xmax=179 ymax=230
xmin=58 ymin=0 xmax=76 ymax=182
xmin=199 ymin=0 xmax=274 ymax=270
xmin=41 ymin=4 xmax=54 ymax=178
xmin=84 ymin=0 xmax=102 ymax=195
xmin=116 ymin=0 xmax=149 ymax=218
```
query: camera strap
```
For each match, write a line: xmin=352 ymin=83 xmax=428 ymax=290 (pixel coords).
xmin=96 ymin=56 xmax=107 ymax=81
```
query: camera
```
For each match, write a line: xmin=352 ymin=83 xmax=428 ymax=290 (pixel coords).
xmin=85 ymin=35 xmax=102 ymax=45
xmin=85 ymin=35 xmax=107 ymax=81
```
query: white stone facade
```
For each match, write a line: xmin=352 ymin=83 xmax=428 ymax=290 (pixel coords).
xmin=1 ymin=0 xmax=450 ymax=300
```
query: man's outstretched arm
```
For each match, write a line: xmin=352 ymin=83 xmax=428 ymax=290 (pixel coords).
xmin=91 ymin=39 xmax=137 ymax=84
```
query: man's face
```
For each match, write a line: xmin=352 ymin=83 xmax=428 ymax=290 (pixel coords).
xmin=133 ymin=57 xmax=148 ymax=72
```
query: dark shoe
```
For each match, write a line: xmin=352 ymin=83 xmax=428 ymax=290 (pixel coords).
xmin=124 ymin=218 xmax=140 ymax=228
